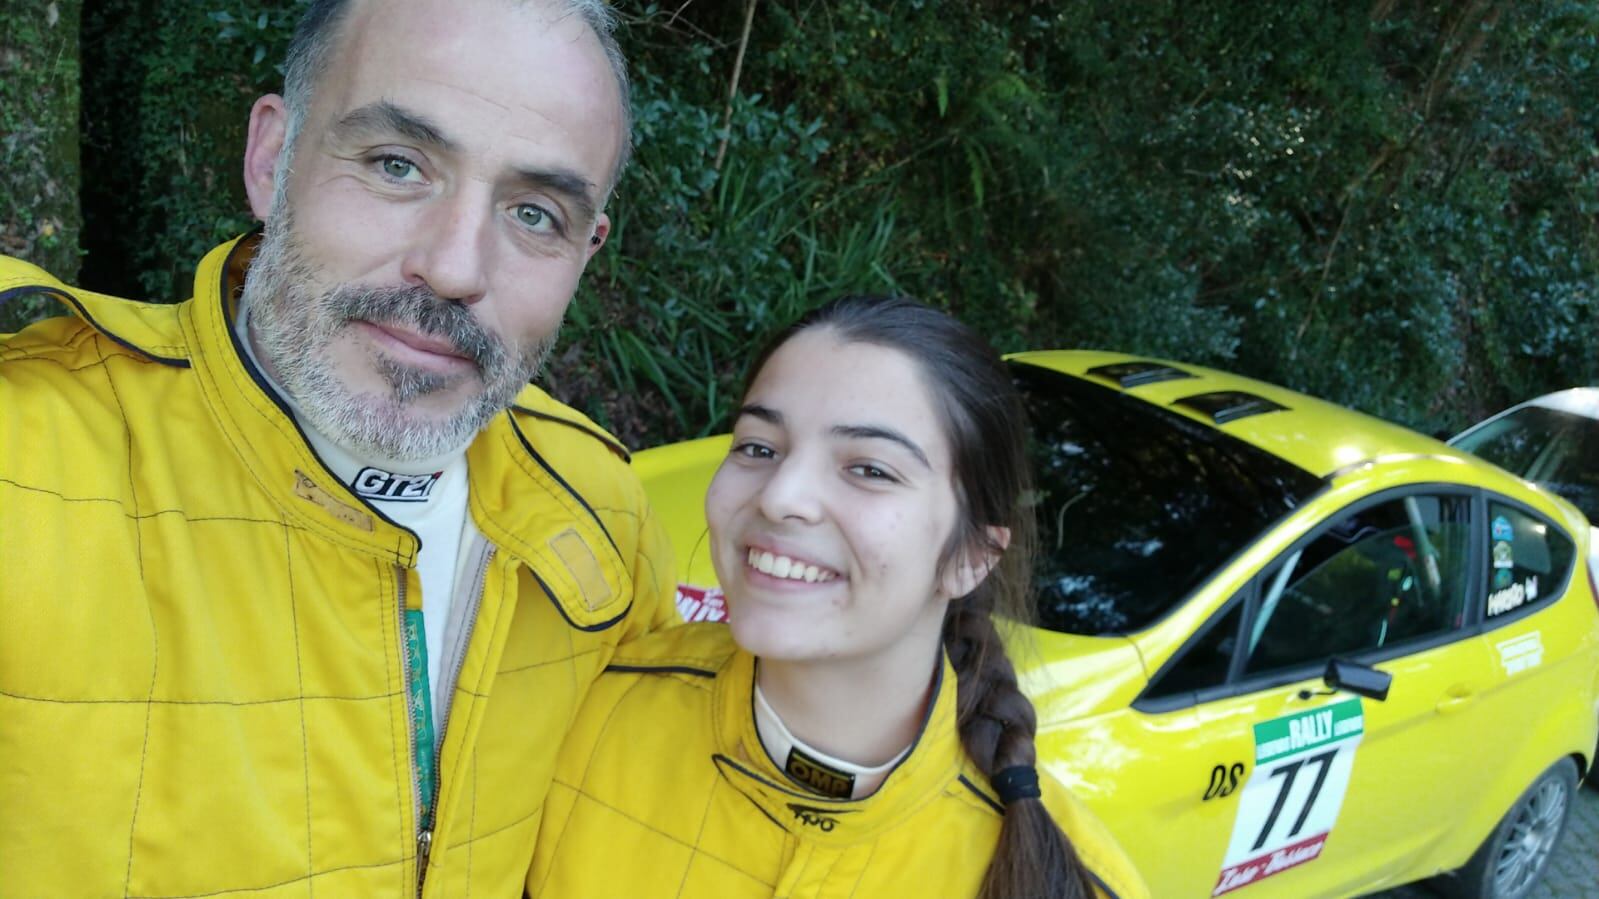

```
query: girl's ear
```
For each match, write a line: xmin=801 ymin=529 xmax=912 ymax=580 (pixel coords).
xmin=939 ymin=526 xmax=1011 ymax=601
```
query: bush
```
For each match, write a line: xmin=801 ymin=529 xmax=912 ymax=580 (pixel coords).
xmin=34 ymin=0 xmax=1599 ymax=445
xmin=0 ymin=0 xmax=81 ymax=334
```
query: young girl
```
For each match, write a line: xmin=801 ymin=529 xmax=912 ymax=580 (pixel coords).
xmin=530 ymin=296 xmax=1147 ymax=898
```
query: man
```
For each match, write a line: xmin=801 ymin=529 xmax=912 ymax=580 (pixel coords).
xmin=0 ymin=0 xmax=675 ymax=894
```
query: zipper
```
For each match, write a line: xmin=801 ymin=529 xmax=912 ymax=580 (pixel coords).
xmin=397 ymin=568 xmax=437 ymax=896
xmin=416 ymin=830 xmax=433 ymax=893
xmin=415 ymin=542 xmax=495 ymax=896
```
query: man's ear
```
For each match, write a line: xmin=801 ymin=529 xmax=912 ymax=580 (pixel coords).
xmin=243 ymin=94 xmax=290 ymax=221
xmin=939 ymin=525 xmax=1012 ymax=601
xmin=585 ymin=212 xmax=611 ymax=260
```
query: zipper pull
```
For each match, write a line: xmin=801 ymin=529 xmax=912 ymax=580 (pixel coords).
xmin=417 ymin=829 xmax=433 ymax=892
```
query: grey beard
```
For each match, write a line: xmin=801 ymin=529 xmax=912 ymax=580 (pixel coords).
xmin=239 ymin=210 xmax=557 ymax=462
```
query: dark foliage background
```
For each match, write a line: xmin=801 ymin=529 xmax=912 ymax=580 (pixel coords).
xmin=7 ymin=0 xmax=1597 ymax=446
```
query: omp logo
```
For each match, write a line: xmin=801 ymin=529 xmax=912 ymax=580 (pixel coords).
xmin=352 ymin=467 xmax=441 ymax=502
xmin=786 ymin=749 xmax=855 ymax=799
xmin=785 ymin=803 xmax=856 ymax=833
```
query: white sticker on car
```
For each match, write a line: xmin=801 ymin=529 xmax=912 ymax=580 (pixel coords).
xmin=1214 ymin=698 xmax=1364 ymax=896
xmin=675 ymin=584 xmax=728 ymax=623
xmin=1487 ymin=575 xmax=1538 ymax=617
xmin=1496 ymin=631 xmax=1543 ymax=676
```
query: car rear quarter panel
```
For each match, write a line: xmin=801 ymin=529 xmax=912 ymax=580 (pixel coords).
xmin=634 ymin=434 xmax=729 ymax=588
xmin=1436 ymin=523 xmax=1599 ymax=874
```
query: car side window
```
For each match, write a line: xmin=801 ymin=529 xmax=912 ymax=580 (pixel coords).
xmin=1143 ymin=600 xmax=1244 ymax=700
xmin=1484 ymin=501 xmax=1574 ymax=620
xmin=1244 ymin=494 xmax=1473 ymax=676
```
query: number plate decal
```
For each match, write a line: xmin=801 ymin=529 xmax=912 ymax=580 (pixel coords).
xmin=1212 ymin=698 xmax=1364 ymax=896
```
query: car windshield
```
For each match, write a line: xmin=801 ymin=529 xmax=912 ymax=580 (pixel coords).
xmin=1015 ymin=364 xmax=1324 ymax=636
xmin=1451 ymin=405 xmax=1599 ymax=522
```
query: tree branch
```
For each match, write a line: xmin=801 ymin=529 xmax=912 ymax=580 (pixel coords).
xmin=713 ymin=0 xmax=759 ymax=173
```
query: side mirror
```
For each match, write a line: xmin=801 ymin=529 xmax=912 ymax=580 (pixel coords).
xmin=1324 ymin=657 xmax=1391 ymax=702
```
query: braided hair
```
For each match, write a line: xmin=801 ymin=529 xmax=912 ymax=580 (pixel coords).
xmin=749 ymin=296 xmax=1096 ymax=899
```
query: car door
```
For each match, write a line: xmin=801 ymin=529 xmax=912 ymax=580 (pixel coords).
xmin=1133 ymin=488 xmax=1492 ymax=897
xmin=1446 ymin=497 xmax=1592 ymax=848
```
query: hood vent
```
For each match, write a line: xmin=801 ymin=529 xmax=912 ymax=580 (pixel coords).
xmin=1086 ymin=361 xmax=1197 ymax=389
xmin=1174 ymin=391 xmax=1287 ymax=425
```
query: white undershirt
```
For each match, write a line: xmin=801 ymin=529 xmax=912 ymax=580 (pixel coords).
xmin=752 ymin=683 xmax=910 ymax=800
xmin=235 ymin=304 xmax=474 ymax=729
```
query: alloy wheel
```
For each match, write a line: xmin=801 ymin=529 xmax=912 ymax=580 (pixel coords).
xmin=1491 ymin=775 xmax=1569 ymax=896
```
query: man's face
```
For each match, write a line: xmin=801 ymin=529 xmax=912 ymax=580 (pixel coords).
xmin=241 ymin=0 xmax=623 ymax=460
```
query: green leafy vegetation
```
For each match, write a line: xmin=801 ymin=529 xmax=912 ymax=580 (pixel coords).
xmin=0 ymin=0 xmax=81 ymax=333
xmin=9 ymin=0 xmax=1597 ymax=445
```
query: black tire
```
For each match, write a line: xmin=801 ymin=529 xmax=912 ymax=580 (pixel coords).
xmin=1586 ymin=736 xmax=1599 ymax=790
xmin=1439 ymin=757 xmax=1577 ymax=899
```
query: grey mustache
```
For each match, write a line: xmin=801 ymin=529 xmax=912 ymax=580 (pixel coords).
xmin=335 ymin=285 xmax=504 ymax=370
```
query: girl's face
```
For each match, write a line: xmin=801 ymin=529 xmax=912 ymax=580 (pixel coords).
xmin=706 ymin=328 xmax=983 ymax=670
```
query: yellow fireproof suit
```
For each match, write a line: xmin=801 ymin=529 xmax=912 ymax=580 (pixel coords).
xmin=531 ymin=624 xmax=1150 ymax=898
xmin=0 ymin=236 xmax=676 ymax=897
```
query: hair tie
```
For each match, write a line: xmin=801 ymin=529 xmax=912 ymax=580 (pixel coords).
xmin=990 ymin=765 xmax=1041 ymax=804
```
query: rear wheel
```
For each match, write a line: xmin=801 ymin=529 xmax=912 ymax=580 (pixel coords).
xmin=1586 ymin=736 xmax=1599 ymax=789
xmin=1441 ymin=757 xmax=1576 ymax=899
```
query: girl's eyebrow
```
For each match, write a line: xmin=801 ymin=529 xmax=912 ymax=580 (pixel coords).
xmin=735 ymin=404 xmax=930 ymax=469
xmin=831 ymin=424 xmax=930 ymax=469
xmin=735 ymin=403 xmax=781 ymax=425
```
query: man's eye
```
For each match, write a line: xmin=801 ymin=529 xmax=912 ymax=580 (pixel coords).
xmin=377 ymin=155 xmax=420 ymax=181
xmin=515 ymin=204 xmax=558 ymax=233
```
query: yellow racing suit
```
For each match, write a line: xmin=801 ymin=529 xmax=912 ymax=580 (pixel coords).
xmin=530 ymin=623 xmax=1150 ymax=898
xmin=0 ymin=235 xmax=677 ymax=896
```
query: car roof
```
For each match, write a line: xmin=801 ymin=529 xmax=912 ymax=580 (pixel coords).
xmin=1520 ymin=387 xmax=1599 ymax=420
xmin=1009 ymin=350 xmax=1485 ymax=480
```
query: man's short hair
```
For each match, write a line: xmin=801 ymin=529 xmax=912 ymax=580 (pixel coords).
xmin=279 ymin=0 xmax=633 ymax=195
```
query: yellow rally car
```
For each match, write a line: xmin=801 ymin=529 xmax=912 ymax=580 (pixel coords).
xmin=635 ymin=350 xmax=1599 ymax=898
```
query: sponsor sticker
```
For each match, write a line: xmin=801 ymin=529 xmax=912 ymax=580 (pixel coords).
xmin=1492 ymin=515 xmax=1514 ymax=542
xmin=352 ymin=467 xmax=441 ymax=503
xmin=1214 ymin=699 xmax=1363 ymax=896
xmin=1493 ymin=568 xmax=1515 ymax=589
xmin=1496 ymin=631 xmax=1543 ymax=676
xmin=1492 ymin=540 xmax=1515 ymax=569
xmin=1487 ymin=575 xmax=1539 ymax=617
xmin=675 ymin=584 xmax=729 ymax=623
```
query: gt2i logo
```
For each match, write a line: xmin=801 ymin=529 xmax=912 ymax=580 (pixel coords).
xmin=1204 ymin=762 xmax=1246 ymax=801
xmin=1213 ymin=698 xmax=1364 ymax=896
xmin=785 ymin=803 xmax=856 ymax=833
xmin=352 ymin=467 xmax=441 ymax=502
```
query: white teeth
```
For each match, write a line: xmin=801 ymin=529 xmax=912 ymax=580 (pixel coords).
xmin=746 ymin=548 xmax=833 ymax=583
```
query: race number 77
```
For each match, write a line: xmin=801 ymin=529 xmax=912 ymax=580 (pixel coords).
xmin=1214 ymin=699 xmax=1364 ymax=896
xmin=1251 ymin=748 xmax=1338 ymax=851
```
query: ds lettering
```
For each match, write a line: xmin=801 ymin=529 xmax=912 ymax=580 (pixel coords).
xmin=1205 ymin=763 xmax=1246 ymax=801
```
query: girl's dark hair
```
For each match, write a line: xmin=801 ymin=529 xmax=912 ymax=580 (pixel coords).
xmin=749 ymin=295 xmax=1097 ymax=899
